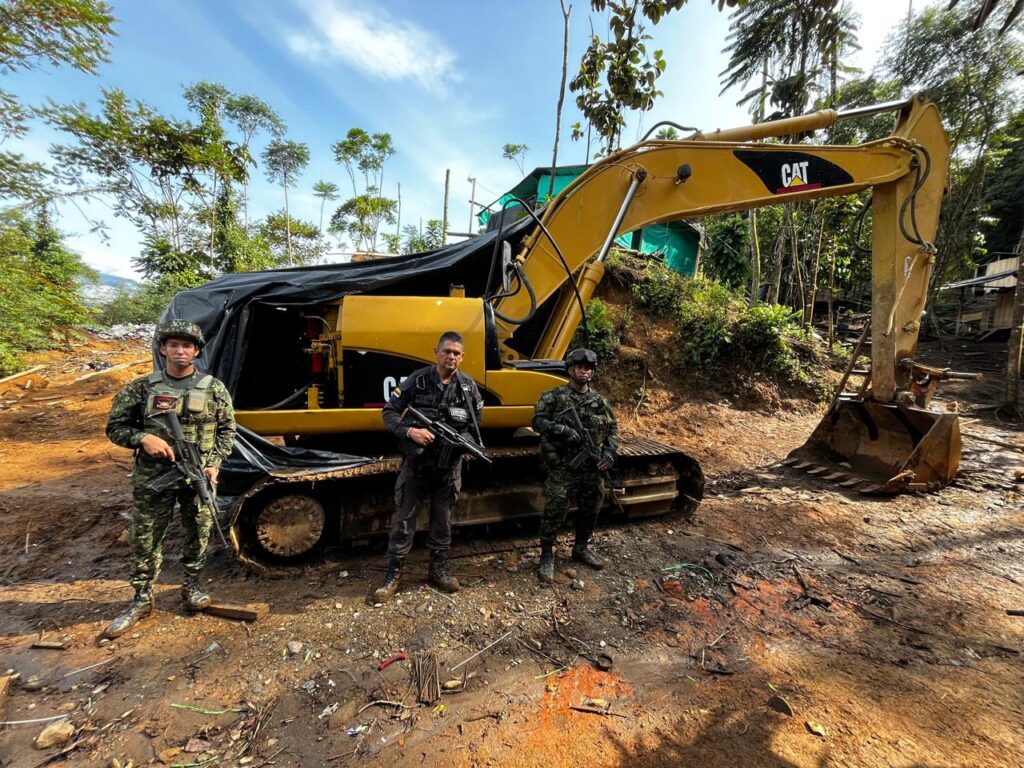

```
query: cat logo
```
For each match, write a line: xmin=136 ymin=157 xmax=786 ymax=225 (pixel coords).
xmin=779 ymin=161 xmax=820 ymax=193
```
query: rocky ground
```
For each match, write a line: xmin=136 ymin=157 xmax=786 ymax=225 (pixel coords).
xmin=0 ymin=335 xmax=1022 ymax=768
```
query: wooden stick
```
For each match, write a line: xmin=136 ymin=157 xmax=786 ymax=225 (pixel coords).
xmin=0 ymin=365 xmax=44 ymax=386
xmin=451 ymin=630 xmax=514 ymax=671
xmin=961 ymin=431 xmax=1024 ymax=453
xmin=355 ymin=699 xmax=412 ymax=715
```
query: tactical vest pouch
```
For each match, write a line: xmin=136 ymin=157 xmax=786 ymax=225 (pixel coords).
xmin=185 ymin=388 xmax=210 ymax=414
xmin=145 ymin=392 xmax=183 ymax=417
xmin=199 ymin=422 xmax=216 ymax=452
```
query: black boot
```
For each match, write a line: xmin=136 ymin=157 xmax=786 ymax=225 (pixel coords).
xmin=537 ymin=544 xmax=555 ymax=583
xmin=429 ymin=551 xmax=460 ymax=593
xmin=572 ymin=536 xmax=604 ymax=570
xmin=371 ymin=556 xmax=404 ymax=604
xmin=182 ymin=574 xmax=211 ymax=612
xmin=103 ymin=589 xmax=154 ymax=639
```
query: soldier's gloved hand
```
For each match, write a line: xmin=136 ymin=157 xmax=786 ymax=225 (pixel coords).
xmin=598 ymin=448 xmax=616 ymax=471
xmin=553 ymin=424 xmax=580 ymax=443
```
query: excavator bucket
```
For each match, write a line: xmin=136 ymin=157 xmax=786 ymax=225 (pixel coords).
xmin=790 ymin=396 xmax=961 ymax=493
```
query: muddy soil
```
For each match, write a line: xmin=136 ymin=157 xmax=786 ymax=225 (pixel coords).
xmin=1 ymin=337 xmax=1022 ymax=768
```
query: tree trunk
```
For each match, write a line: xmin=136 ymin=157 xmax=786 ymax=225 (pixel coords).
xmin=1005 ymin=227 xmax=1024 ymax=409
xmin=805 ymin=211 xmax=826 ymax=326
xmin=749 ymin=209 xmax=761 ymax=304
xmin=768 ymin=226 xmax=785 ymax=305
xmin=318 ymin=197 xmax=326 ymax=258
xmin=283 ymin=178 xmax=292 ymax=264
xmin=209 ymin=173 xmax=218 ymax=261
xmin=549 ymin=0 xmax=572 ymax=200
xmin=827 ymin=242 xmax=837 ymax=351
xmin=790 ymin=207 xmax=804 ymax=313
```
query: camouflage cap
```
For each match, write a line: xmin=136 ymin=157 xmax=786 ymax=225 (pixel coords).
xmin=155 ymin=319 xmax=205 ymax=349
xmin=565 ymin=348 xmax=598 ymax=370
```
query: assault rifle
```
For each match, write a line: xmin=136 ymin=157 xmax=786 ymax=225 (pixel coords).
xmin=151 ymin=409 xmax=230 ymax=548
xmin=406 ymin=406 xmax=492 ymax=466
xmin=562 ymin=402 xmax=604 ymax=471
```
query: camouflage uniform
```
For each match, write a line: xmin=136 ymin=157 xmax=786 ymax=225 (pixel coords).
xmin=532 ymin=385 xmax=618 ymax=547
xmin=106 ymin=332 xmax=235 ymax=593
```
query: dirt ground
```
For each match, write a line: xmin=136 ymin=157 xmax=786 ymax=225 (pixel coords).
xmin=1 ymin=335 xmax=1022 ymax=768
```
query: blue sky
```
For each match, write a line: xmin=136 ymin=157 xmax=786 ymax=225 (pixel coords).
xmin=7 ymin=0 xmax=911 ymax=279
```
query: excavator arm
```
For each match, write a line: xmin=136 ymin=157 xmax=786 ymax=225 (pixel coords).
xmin=494 ymin=94 xmax=948 ymax=403
xmin=492 ymin=93 xmax=956 ymax=490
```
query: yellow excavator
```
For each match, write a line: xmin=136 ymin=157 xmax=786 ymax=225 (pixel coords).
xmin=173 ymin=93 xmax=960 ymax=567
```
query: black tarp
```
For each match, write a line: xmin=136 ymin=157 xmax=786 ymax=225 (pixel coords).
xmin=157 ymin=217 xmax=535 ymax=511
xmin=158 ymin=217 xmax=534 ymax=392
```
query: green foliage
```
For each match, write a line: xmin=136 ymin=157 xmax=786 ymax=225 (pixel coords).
xmin=501 ymin=143 xmax=529 ymax=175
xmin=96 ymin=275 xmax=195 ymax=326
xmin=332 ymin=128 xmax=397 ymax=252
xmin=571 ymin=297 xmax=620 ymax=362
xmin=676 ymin=279 xmax=738 ymax=366
xmin=259 ymin=211 xmax=320 ymax=266
xmin=400 ymin=219 xmax=445 ymax=254
xmin=0 ymin=208 xmax=94 ymax=374
xmin=0 ymin=0 xmax=116 ymax=203
xmin=703 ymin=214 xmax=750 ymax=290
xmin=630 ymin=259 xmax=687 ymax=316
xmin=329 ymin=191 xmax=398 ymax=254
xmin=981 ymin=110 xmax=1024 ymax=256
xmin=570 ymin=4 xmax=667 ymax=154
xmin=733 ymin=303 xmax=803 ymax=376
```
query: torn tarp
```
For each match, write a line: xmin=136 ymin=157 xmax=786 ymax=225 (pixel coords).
xmin=158 ymin=218 xmax=534 ymax=505
xmin=158 ymin=217 xmax=533 ymax=392
xmin=216 ymin=426 xmax=374 ymax=505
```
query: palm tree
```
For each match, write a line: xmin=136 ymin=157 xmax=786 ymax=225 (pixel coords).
xmin=948 ymin=0 xmax=1024 ymax=33
xmin=312 ymin=180 xmax=340 ymax=256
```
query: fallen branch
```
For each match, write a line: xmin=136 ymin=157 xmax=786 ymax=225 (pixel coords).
xmin=568 ymin=705 xmax=627 ymax=718
xmin=962 ymin=430 xmax=1024 ymax=453
xmin=356 ymin=699 xmax=413 ymax=715
xmin=0 ymin=365 xmax=44 ymax=386
xmin=450 ymin=629 xmax=514 ymax=672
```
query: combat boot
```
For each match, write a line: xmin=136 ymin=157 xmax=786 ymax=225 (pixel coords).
xmin=102 ymin=589 xmax=154 ymax=639
xmin=429 ymin=551 xmax=460 ymax=593
xmin=181 ymin=574 xmax=211 ymax=612
xmin=537 ymin=546 xmax=555 ymax=583
xmin=371 ymin=556 xmax=404 ymax=604
xmin=571 ymin=542 xmax=604 ymax=571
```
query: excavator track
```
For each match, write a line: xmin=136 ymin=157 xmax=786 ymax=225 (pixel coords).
xmin=228 ymin=436 xmax=703 ymax=571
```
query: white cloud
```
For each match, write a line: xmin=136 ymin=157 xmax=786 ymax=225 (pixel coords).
xmin=287 ymin=0 xmax=459 ymax=93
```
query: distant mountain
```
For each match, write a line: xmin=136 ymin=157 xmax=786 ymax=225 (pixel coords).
xmin=95 ymin=272 xmax=140 ymax=290
xmin=81 ymin=272 xmax=140 ymax=305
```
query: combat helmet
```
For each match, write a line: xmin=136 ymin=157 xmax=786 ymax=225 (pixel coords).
xmin=565 ymin=348 xmax=598 ymax=372
xmin=155 ymin=319 xmax=206 ymax=353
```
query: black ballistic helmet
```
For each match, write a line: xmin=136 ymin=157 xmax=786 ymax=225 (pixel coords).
xmin=565 ymin=348 xmax=598 ymax=371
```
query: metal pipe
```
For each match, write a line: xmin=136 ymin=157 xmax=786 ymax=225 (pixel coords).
xmin=689 ymin=94 xmax=919 ymax=144
xmin=596 ymin=170 xmax=646 ymax=263
xmin=835 ymin=96 xmax=916 ymax=121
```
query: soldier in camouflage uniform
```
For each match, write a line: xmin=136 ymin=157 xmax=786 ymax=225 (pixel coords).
xmin=102 ymin=320 xmax=236 ymax=638
xmin=532 ymin=348 xmax=618 ymax=583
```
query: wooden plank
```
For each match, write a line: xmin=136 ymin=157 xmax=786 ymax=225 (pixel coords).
xmin=0 ymin=365 xmax=44 ymax=386
xmin=204 ymin=601 xmax=269 ymax=622
xmin=839 ymin=479 xmax=861 ymax=488
xmin=822 ymin=472 xmax=848 ymax=481
xmin=791 ymin=461 xmax=813 ymax=470
xmin=31 ymin=640 xmax=68 ymax=650
xmin=0 ymin=674 xmax=12 ymax=720
xmin=778 ymin=457 xmax=800 ymax=467
xmin=806 ymin=466 xmax=828 ymax=476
